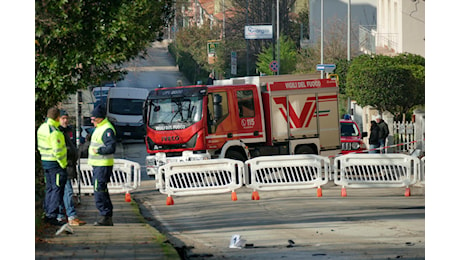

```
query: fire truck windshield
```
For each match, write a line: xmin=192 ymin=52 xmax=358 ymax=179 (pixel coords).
xmin=148 ymin=96 xmax=203 ymax=130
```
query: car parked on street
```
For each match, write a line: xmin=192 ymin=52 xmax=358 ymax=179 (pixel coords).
xmin=340 ymin=118 xmax=367 ymax=154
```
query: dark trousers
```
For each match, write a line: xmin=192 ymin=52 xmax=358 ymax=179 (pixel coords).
xmin=92 ymin=166 xmax=113 ymax=217
xmin=44 ymin=167 xmax=67 ymax=218
xmin=378 ymin=138 xmax=387 ymax=153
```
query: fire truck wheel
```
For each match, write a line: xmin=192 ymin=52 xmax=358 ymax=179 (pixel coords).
xmin=225 ymin=150 xmax=247 ymax=162
xmin=295 ymin=145 xmax=316 ymax=155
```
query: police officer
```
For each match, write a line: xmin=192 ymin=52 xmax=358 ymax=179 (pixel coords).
xmin=88 ymin=105 xmax=117 ymax=226
xmin=37 ymin=107 xmax=68 ymax=226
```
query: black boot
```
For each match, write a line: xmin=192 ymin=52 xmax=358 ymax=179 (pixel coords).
xmin=94 ymin=216 xmax=113 ymax=226
xmin=45 ymin=216 xmax=66 ymax=226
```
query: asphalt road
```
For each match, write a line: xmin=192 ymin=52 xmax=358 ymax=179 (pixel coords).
xmin=118 ymin=141 xmax=425 ymax=260
xmin=116 ymin=40 xmax=190 ymax=90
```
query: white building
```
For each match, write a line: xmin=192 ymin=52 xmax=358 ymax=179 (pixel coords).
xmin=376 ymin=0 xmax=425 ymax=56
xmin=309 ymin=0 xmax=378 ymax=51
xmin=360 ymin=0 xmax=425 ymax=56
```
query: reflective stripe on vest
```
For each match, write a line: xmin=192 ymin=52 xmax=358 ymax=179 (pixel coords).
xmin=88 ymin=119 xmax=115 ymax=166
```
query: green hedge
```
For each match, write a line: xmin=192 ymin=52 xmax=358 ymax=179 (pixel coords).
xmin=168 ymin=44 xmax=209 ymax=85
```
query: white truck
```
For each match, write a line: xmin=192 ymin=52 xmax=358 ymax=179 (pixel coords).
xmin=106 ymin=87 xmax=149 ymax=139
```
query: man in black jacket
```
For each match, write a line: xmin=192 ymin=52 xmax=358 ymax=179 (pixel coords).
xmin=368 ymin=120 xmax=380 ymax=153
xmin=376 ymin=115 xmax=389 ymax=154
xmin=57 ymin=110 xmax=86 ymax=226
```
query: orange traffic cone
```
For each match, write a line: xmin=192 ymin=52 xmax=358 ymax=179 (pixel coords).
xmin=317 ymin=187 xmax=323 ymax=197
xmin=405 ymin=188 xmax=411 ymax=197
xmin=341 ymin=187 xmax=347 ymax=197
xmin=252 ymin=191 xmax=260 ymax=200
xmin=125 ymin=191 xmax=131 ymax=202
xmin=166 ymin=196 xmax=174 ymax=205
xmin=231 ymin=191 xmax=238 ymax=201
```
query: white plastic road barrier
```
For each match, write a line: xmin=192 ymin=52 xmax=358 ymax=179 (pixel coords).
xmin=419 ymin=157 xmax=425 ymax=183
xmin=73 ymin=159 xmax=141 ymax=194
xmin=158 ymin=159 xmax=244 ymax=204
xmin=334 ymin=154 xmax=419 ymax=196
xmin=244 ymin=155 xmax=330 ymax=198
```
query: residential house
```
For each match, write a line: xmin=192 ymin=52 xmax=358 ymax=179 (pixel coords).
xmin=361 ymin=0 xmax=425 ymax=57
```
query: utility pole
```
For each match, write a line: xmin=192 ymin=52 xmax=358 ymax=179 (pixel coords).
xmin=347 ymin=0 xmax=351 ymax=115
xmin=222 ymin=0 xmax=225 ymax=38
xmin=276 ymin=0 xmax=280 ymax=75
xmin=272 ymin=0 xmax=276 ymax=63
xmin=320 ymin=0 xmax=324 ymax=79
xmin=246 ymin=0 xmax=249 ymax=75
xmin=347 ymin=0 xmax=351 ymax=61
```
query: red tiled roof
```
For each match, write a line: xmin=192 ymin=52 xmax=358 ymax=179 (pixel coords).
xmin=198 ymin=0 xmax=215 ymax=16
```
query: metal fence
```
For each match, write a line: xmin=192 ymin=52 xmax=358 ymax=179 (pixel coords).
xmin=393 ymin=121 xmax=416 ymax=153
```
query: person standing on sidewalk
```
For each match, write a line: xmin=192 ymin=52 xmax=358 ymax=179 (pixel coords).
xmin=37 ymin=107 xmax=68 ymax=226
xmin=57 ymin=110 xmax=86 ymax=226
xmin=375 ymin=115 xmax=389 ymax=153
xmin=88 ymin=105 xmax=117 ymax=226
xmin=368 ymin=120 xmax=380 ymax=154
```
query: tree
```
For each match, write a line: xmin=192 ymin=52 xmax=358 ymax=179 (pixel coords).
xmin=346 ymin=54 xmax=425 ymax=116
xmin=222 ymin=0 xmax=297 ymax=76
xmin=35 ymin=0 xmax=172 ymax=233
xmin=35 ymin=0 xmax=173 ymax=122
xmin=334 ymin=58 xmax=351 ymax=95
xmin=172 ymin=21 xmax=222 ymax=83
xmin=256 ymin=35 xmax=297 ymax=75
xmin=295 ymin=17 xmax=360 ymax=74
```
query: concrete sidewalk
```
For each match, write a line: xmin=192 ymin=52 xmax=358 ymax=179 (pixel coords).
xmin=35 ymin=193 xmax=181 ymax=260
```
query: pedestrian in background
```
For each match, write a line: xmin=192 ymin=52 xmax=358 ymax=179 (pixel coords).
xmin=375 ymin=115 xmax=389 ymax=153
xmin=368 ymin=120 xmax=380 ymax=154
xmin=37 ymin=107 xmax=68 ymax=226
xmin=57 ymin=110 xmax=86 ymax=226
xmin=207 ymin=73 xmax=215 ymax=85
xmin=88 ymin=105 xmax=117 ymax=226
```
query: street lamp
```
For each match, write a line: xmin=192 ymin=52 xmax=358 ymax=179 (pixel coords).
xmin=276 ymin=0 xmax=280 ymax=75
xmin=321 ymin=0 xmax=324 ymax=79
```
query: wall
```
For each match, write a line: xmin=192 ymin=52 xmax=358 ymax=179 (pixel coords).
xmin=401 ymin=0 xmax=425 ymax=56
xmin=377 ymin=0 xmax=425 ymax=57
xmin=309 ymin=0 xmax=377 ymax=49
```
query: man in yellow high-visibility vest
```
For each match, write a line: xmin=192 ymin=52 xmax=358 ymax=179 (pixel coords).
xmin=37 ymin=107 xmax=68 ymax=226
xmin=88 ymin=105 xmax=117 ymax=226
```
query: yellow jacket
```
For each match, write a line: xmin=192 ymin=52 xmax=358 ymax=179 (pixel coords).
xmin=37 ymin=118 xmax=67 ymax=169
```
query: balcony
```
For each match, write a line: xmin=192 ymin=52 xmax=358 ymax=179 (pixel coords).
xmin=359 ymin=25 xmax=399 ymax=56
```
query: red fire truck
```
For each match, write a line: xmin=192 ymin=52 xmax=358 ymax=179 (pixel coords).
xmin=143 ymin=76 xmax=341 ymax=177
